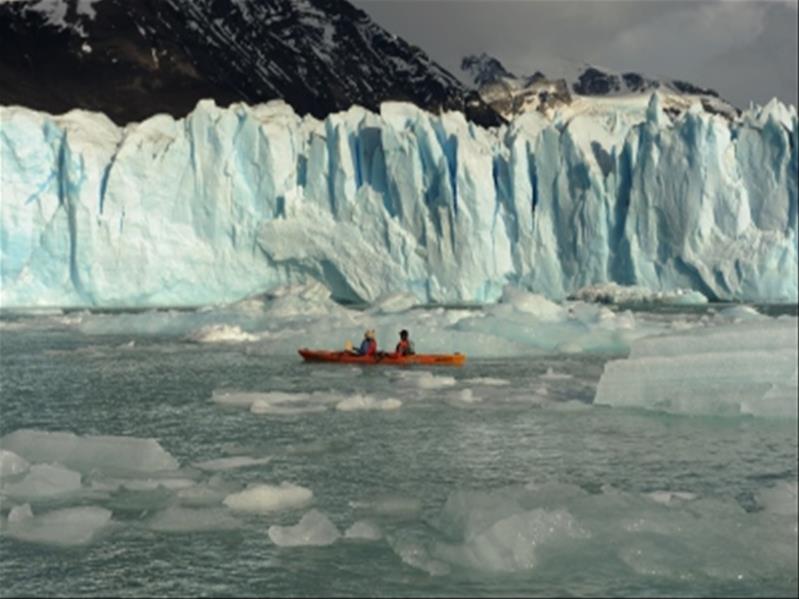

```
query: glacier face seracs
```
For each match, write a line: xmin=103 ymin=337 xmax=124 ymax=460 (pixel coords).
xmin=1 ymin=95 xmax=797 ymax=308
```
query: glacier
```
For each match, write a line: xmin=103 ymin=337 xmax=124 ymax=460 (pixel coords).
xmin=1 ymin=94 xmax=797 ymax=308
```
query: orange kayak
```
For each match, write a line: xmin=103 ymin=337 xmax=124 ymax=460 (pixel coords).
xmin=298 ymin=349 xmax=466 ymax=366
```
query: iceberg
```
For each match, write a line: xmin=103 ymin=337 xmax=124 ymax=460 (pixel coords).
xmin=1 ymin=95 xmax=796 ymax=308
xmin=594 ymin=317 xmax=799 ymax=417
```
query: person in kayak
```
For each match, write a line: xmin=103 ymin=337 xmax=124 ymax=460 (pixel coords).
xmin=395 ymin=329 xmax=415 ymax=356
xmin=352 ymin=329 xmax=378 ymax=356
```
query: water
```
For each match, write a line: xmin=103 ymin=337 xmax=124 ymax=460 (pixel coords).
xmin=0 ymin=310 xmax=797 ymax=597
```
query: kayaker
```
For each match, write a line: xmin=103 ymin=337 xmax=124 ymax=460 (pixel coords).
xmin=395 ymin=329 xmax=415 ymax=356
xmin=353 ymin=329 xmax=378 ymax=356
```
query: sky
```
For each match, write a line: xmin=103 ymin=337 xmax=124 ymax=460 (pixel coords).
xmin=351 ymin=0 xmax=798 ymax=108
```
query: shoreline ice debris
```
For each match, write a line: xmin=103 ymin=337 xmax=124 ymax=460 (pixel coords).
xmin=1 ymin=96 xmax=796 ymax=309
xmin=10 ymin=282 xmax=787 ymax=359
xmin=594 ymin=317 xmax=799 ymax=417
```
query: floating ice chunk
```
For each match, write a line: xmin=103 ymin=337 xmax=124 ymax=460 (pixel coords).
xmin=309 ymin=366 xmax=362 ymax=378
xmin=389 ymin=533 xmax=451 ymax=576
xmin=213 ymin=389 xmax=335 ymax=411
xmin=500 ymin=288 xmax=565 ymax=321
xmin=595 ymin=319 xmax=799 ymax=418
xmin=368 ymin=292 xmax=418 ymax=314
xmin=755 ymin=481 xmax=798 ymax=516
xmin=395 ymin=371 xmax=457 ymax=389
xmin=262 ymin=282 xmax=343 ymax=318
xmin=629 ymin=319 xmax=796 ymax=359
xmin=268 ymin=509 xmax=340 ymax=547
xmin=539 ymin=368 xmax=573 ymax=381
xmin=597 ymin=351 xmax=797 ymax=417
xmin=2 ymin=464 xmax=81 ymax=500
xmin=433 ymin=508 xmax=588 ymax=572
xmin=449 ymin=389 xmax=482 ymax=405
xmin=188 ymin=324 xmax=260 ymax=343
xmin=0 ymin=430 xmax=179 ymax=473
xmin=211 ymin=390 xmax=266 ymax=407
xmin=148 ymin=507 xmax=241 ymax=533
xmin=645 ymin=491 xmax=698 ymax=505
xmin=223 ymin=482 xmax=312 ymax=513
xmin=6 ymin=504 xmax=112 ymax=546
xmin=0 ymin=449 xmax=30 ymax=479
xmin=8 ymin=503 xmax=33 ymax=523
xmin=435 ymin=487 xmax=530 ymax=538
xmin=250 ymin=401 xmax=327 ymax=415
xmin=344 ymin=520 xmax=382 ymax=541
xmin=546 ymin=399 xmax=591 ymax=412
xmin=335 ymin=395 xmax=402 ymax=411
xmin=192 ymin=456 xmax=272 ymax=472
xmin=716 ymin=305 xmax=768 ymax=322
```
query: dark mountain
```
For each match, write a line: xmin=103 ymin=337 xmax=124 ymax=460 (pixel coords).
xmin=461 ymin=52 xmax=516 ymax=87
xmin=0 ymin=0 xmax=503 ymax=126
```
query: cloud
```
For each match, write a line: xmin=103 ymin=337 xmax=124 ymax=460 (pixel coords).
xmin=602 ymin=2 xmax=769 ymax=78
xmin=353 ymin=0 xmax=797 ymax=107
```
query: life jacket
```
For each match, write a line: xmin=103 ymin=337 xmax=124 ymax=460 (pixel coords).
xmin=360 ymin=338 xmax=377 ymax=356
xmin=395 ymin=339 xmax=413 ymax=355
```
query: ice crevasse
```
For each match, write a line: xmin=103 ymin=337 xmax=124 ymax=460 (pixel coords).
xmin=0 ymin=94 xmax=796 ymax=308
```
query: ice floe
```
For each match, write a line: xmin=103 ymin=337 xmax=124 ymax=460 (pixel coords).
xmin=6 ymin=503 xmax=112 ymax=546
xmin=268 ymin=509 xmax=340 ymax=547
xmin=2 ymin=464 xmax=82 ymax=500
xmin=0 ymin=430 xmax=179 ymax=474
xmin=0 ymin=450 xmax=30 ymax=479
xmin=594 ymin=317 xmax=799 ymax=418
xmin=223 ymin=482 xmax=313 ymax=513
xmin=344 ymin=519 xmax=382 ymax=541
xmin=335 ymin=395 xmax=402 ymax=412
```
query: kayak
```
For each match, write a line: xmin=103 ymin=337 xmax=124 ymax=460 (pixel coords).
xmin=298 ymin=349 xmax=466 ymax=366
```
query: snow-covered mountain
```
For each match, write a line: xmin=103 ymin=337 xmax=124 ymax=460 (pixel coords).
xmin=461 ymin=52 xmax=739 ymax=122
xmin=0 ymin=0 xmax=501 ymax=126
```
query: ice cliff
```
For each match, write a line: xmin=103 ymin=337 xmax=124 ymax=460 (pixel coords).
xmin=1 ymin=95 xmax=797 ymax=308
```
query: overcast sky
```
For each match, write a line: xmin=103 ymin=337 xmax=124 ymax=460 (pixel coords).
xmin=351 ymin=0 xmax=798 ymax=108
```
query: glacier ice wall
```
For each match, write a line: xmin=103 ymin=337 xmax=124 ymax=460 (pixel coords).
xmin=1 ymin=95 xmax=796 ymax=308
